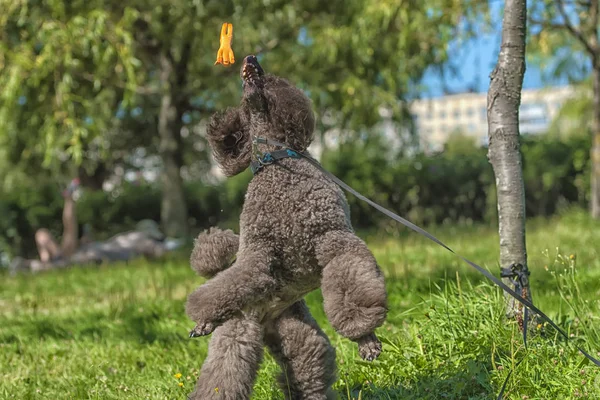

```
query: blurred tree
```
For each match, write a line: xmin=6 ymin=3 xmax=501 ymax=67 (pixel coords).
xmin=487 ymin=0 xmax=531 ymax=318
xmin=547 ymin=79 xmax=592 ymax=140
xmin=1 ymin=0 xmax=488 ymax=238
xmin=528 ymin=0 xmax=600 ymax=218
xmin=275 ymin=0 xmax=489 ymax=137
xmin=444 ymin=131 xmax=479 ymax=155
xmin=0 ymin=0 xmax=139 ymax=186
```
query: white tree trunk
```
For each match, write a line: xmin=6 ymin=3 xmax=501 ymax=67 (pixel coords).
xmin=487 ymin=0 xmax=531 ymax=318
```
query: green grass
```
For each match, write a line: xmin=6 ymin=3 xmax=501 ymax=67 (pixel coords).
xmin=1 ymin=209 xmax=600 ymax=399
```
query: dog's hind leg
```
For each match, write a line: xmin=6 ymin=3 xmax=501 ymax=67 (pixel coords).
xmin=188 ymin=313 xmax=263 ymax=400
xmin=264 ymin=301 xmax=337 ymax=400
xmin=315 ymin=230 xmax=388 ymax=361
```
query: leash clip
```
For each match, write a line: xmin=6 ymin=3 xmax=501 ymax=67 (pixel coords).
xmin=500 ymin=262 xmax=530 ymax=290
xmin=252 ymin=137 xmax=270 ymax=165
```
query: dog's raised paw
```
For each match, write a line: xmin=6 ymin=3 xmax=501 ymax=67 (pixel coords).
xmin=189 ymin=322 xmax=216 ymax=338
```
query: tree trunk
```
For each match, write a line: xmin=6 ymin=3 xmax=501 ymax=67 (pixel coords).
xmin=591 ymin=64 xmax=600 ymax=218
xmin=486 ymin=0 xmax=531 ymax=318
xmin=158 ymin=53 xmax=189 ymax=238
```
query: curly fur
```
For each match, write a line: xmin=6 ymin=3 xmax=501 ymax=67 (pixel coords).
xmin=186 ymin=55 xmax=388 ymax=399
xmin=190 ymin=227 xmax=239 ymax=278
xmin=264 ymin=301 xmax=337 ymax=400
xmin=207 ymin=73 xmax=315 ymax=177
xmin=189 ymin=313 xmax=264 ymax=400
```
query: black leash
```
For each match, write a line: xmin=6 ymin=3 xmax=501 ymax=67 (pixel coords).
xmin=250 ymin=137 xmax=600 ymax=398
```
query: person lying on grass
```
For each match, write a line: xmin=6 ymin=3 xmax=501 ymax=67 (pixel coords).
xmin=9 ymin=179 xmax=183 ymax=273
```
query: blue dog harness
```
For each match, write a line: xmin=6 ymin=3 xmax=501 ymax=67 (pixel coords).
xmin=250 ymin=137 xmax=301 ymax=175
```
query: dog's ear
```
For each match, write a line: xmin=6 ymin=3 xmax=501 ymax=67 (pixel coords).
xmin=207 ymin=108 xmax=252 ymax=176
xmin=264 ymin=76 xmax=315 ymax=151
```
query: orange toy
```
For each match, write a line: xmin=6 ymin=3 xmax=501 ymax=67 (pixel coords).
xmin=215 ymin=22 xmax=235 ymax=66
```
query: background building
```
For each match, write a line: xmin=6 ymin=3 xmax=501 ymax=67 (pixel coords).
xmin=411 ymin=85 xmax=576 ymax=152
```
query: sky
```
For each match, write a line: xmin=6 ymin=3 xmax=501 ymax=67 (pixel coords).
xmin=419 ymin=1 xmax=572 ymax=98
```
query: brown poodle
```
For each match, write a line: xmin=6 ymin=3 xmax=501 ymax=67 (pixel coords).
xmin=185 ymin=55 xmax=388 ymax=400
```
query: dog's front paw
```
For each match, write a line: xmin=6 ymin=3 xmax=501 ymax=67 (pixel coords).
xmin=186 ymin=288 xmax=223 ymax=337
xmin=357 ymin=333 xmax=382 ymax=361
xmin=189 ymin=321 xmax=217 ymax=338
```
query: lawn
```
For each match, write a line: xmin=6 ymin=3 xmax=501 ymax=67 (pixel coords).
xmin=1 ymin=209 xmax=600 ymax=399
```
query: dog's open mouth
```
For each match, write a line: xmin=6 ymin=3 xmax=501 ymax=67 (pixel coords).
xmin=241 ymin=55 xmax=265 ymax=86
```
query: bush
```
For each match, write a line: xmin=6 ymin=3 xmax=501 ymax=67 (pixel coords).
xmin=76 ymin=180 xmax=248 ymax=241
xmin=0 ymin=133 xmax=592 ymax=261
xmin=76 ymin=183 xmax=162 ymax=237
xmin=0 ymin=179 xmax=245 ymax=260
xmin=322 ymin=133 xmax=590 ymax=229
xmin=521 ymin=134 xmax=591 ymax=215
xmin=0 ymin=182 xmax=65 ymax=259
xmin=321 ymin=135 xmax=494 ymax=228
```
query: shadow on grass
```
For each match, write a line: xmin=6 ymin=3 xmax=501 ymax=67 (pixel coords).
xmin=339 ymin=357 xmax=496 ymax=400
xmin=0 ymin=301 xmax=190 ymax=346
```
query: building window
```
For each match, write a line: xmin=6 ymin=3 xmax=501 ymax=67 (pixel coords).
xmin=439 ymin=111 xmax=447 ymax=119
xmin=453 ymin=109 xmax=461 ymax=119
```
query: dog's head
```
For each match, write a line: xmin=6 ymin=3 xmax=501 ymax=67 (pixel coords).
xmin=240 ymin=55 xmax=315 ymax=152
xmin=207 ymin=56 xmax=316 ymax=177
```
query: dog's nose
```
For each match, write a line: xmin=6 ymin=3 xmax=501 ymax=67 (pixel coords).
xmin=241 ymin=55 xmax=264 ymax=79
xmin=243 ymin=55 xmax=261 ymax=71
xmin=244 ymin=55 xmax=258 ymax=64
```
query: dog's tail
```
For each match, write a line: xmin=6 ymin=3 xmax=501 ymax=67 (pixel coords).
xmin=190 ymin=227 xmax=239 ymax=278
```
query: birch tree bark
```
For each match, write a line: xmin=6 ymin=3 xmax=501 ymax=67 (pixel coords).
xmin=487 ymin=0 xmax=531 ymax=318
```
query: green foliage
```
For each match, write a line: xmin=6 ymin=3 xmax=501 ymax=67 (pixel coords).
xmin=0 ymin=180 xmax=233 ymax=259
xmin=527 ymin=0 xmax=595 ymax=82
xmin=75 ymin=183 xmax=162 ymax=237
xmin=0 ymin=133 xmax=592 ymax=259
xmin=0 ymin=0 xmax=140 ymax=170
xmin=548 ymin=82 xmax=593 ymax=139
xmin=521 ymin=134 xmax=591 ymax=215
xmin=0 ymin=180 xmax=65 ymax=260
xmin=269 ymin=0 xmax=489 ymax=130
xmin=1 ymin=211 xmax=599 ymax=399
xmin=0 ymin=0 xmax=489 ymax=181
xmin=0 ymin=0 xmax=491 ymax=238
xmin=321 ymin=133 xmax=493 ymax=228
xmin=322 ymin=133 xmax=591 ymax=230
